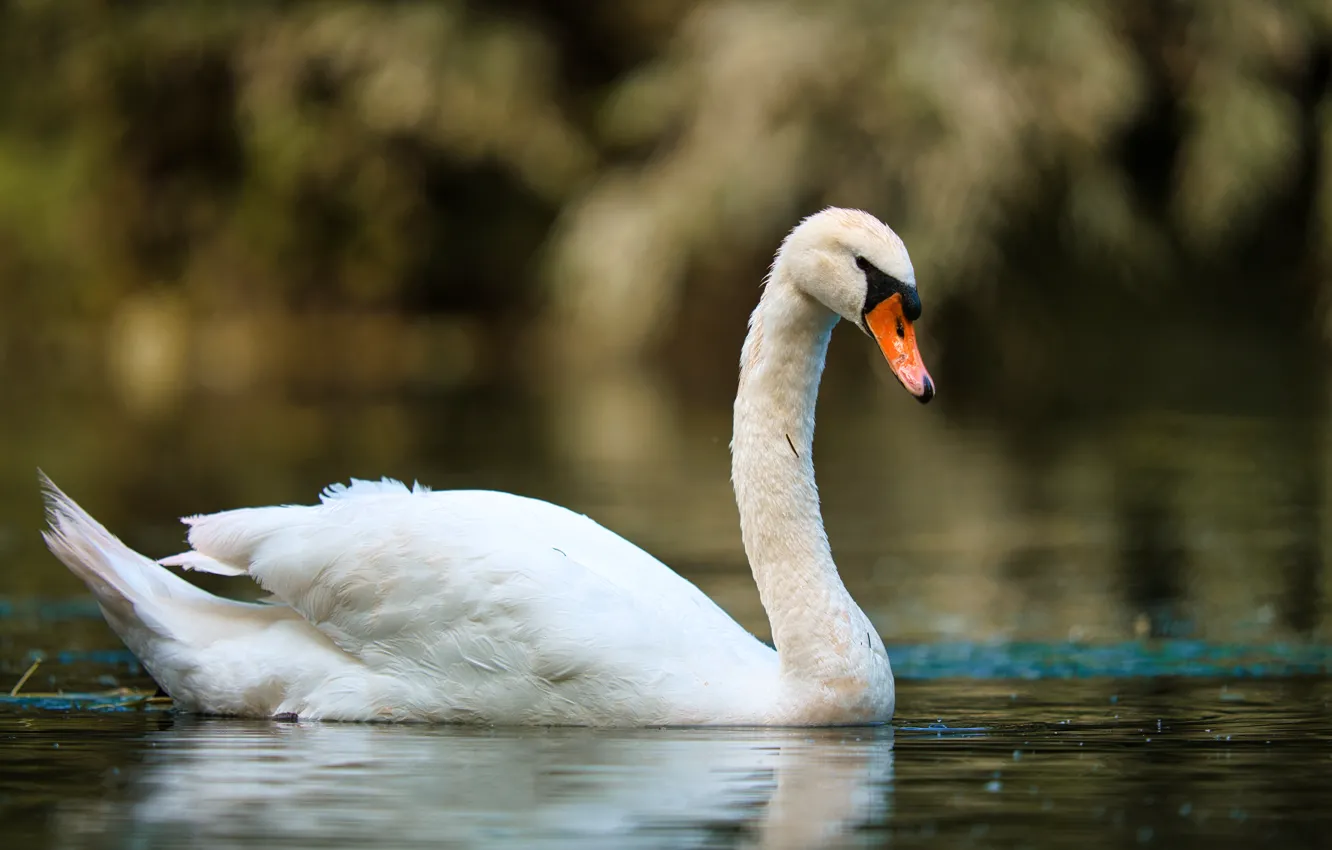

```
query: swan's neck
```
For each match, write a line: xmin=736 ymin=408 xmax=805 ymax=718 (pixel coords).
xmin=732 ymin=275 xmax=890 ymax=714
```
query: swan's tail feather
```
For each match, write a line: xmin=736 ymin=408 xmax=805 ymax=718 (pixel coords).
xmin=39 ymin=473 xmax=210 ymax=642
xmin=159 ymin=550 xmax=247 ymax=576
xmin=41 ymin=476 xmax=325 ymax=715
xmin=174 ymin=504 xmax=309 ymax=576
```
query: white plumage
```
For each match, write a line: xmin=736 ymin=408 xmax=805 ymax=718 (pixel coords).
xmin=42 ymin=208 xmax=931 ymax=725
xmin=46 ymin=478 xmax=776 ymax=723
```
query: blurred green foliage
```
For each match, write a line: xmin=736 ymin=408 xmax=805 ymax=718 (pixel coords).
xmin=1 ymin=0 xmax=1329 ymax=632
xmin=0 ymin=0 xmax=1329 ymax=355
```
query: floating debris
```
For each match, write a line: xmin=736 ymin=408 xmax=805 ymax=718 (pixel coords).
xmin=9 ymin=656 xmax=40 ymax=696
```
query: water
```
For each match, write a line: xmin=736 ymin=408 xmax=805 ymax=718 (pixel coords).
xmin=3 ymin=315 xmax=1332 ymax=847
xmin=4 ymin=679 xmax=1330 ymax=848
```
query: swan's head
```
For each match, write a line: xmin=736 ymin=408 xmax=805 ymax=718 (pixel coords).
xmin=777 ymin=208 xmax=934 ymax=403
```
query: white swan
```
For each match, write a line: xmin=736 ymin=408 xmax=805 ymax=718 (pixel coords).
xmin=41 ymin=207 xmax=933 ymax=725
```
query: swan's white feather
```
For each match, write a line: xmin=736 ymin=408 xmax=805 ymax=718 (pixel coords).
xmin=158 ymin=551 xmax=246 ymax=576
xmin=319 ymin=477 xmax=431 ymax=502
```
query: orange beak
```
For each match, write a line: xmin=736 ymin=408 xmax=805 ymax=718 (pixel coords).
xmin=865 ymin=294 xmax=934 ymax=403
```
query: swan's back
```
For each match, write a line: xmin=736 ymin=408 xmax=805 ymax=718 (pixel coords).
xmin=189 ymin=480 xmax=730 ymax=615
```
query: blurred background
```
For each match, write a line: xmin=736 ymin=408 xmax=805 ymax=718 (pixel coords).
xmin=2 ymin=0 xmax=1332 ymax=647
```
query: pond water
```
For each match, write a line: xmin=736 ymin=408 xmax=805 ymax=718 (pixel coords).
xmin=4 ymin=678 xmax=1331 ymax=848
xmin=3 ymin=313 xmax=1332 ymax=848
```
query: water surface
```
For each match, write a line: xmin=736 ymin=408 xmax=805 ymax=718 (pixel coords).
xmin=3 ymin=320 xmax=1332 ymax=848
xmin=4 ymin=679 xmax=1330 ymax=848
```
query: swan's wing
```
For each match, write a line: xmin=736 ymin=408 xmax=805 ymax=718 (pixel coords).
xmin=161 ymin=480 xmax=771 ymax=721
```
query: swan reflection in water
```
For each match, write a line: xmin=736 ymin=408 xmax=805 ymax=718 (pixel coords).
xmin=58 ymin=721 xmax=895 ymax=849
